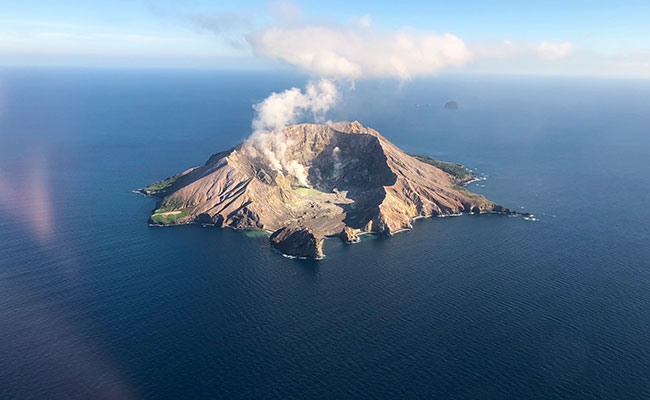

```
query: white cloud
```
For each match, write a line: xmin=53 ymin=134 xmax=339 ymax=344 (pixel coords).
xmin=247 ymin=25 xmax=472 ymax=80
xmin=537 ymin=41 xmax=573 ymax=60
xmin=247 ymin=14 xmax=578 ymax=80
xmin=471 ymin=40 xmax=574 ymax=61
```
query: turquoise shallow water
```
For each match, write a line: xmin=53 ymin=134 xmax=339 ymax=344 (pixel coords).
xmin=1 ymin=69 xmax=649 ymax=399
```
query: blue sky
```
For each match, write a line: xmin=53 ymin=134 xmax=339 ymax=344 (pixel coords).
xmin=1 ymin=0 xmax=649 ymax=76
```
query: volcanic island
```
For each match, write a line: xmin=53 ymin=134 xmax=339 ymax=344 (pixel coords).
xmin=137 ymin=121 xmax=521 ymax=259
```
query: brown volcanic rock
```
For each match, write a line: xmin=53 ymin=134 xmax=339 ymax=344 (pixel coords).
xmin=270 ymin=226 xmax=324 ymax=259
xmin=139 ymin=121 xmax=509 ymax=258
xmin=340 ymin=226 xmax=359 ymax=243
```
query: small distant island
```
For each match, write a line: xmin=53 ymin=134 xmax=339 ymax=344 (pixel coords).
xmin=445 ymin=101 xmax=459 ymax=109
xmin=137 ymin=121 xmax=521 ymax=259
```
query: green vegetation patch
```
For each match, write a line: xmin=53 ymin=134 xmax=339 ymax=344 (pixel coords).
xmin=294 ymin=187 xmax=326 ymax=196
xmin=409 ymin=154 xmax=473 ymax=182
xmin=150 ymin=209 xmax=189 ymax=225
xmin=141 ymin=173 xmax=183 ymax=196
xmin=153 ymin=199 xmax=184 ymax=214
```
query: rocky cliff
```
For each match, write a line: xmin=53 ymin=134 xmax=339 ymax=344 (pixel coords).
xmin=137 ymin=121 xmax=512 ymax=259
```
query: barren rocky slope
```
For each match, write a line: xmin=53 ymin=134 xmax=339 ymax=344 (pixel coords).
xmin=137 ymin=121 xmax=512 ymax=259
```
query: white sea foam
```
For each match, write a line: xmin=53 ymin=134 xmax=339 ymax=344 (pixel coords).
xmin=437 ymin=213 xmax=463 ymax=218
xmin=131 ymin=189 xmax=148 ymax=197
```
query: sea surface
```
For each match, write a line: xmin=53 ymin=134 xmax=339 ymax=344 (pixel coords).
xmin=1 ymin=69 xmax=649 ymax=399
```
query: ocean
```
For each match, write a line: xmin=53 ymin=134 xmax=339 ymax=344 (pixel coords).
xmin=1 ymin=69 xmax=649 ymax=399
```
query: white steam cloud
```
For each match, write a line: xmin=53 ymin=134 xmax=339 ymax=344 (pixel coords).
xmin=251 ymin=78 xmax=338 ymax=133
xmin=246 ymin=79 xmax=338 ymax=186
xmin=248 ymin=25 xmax=471 ymax=79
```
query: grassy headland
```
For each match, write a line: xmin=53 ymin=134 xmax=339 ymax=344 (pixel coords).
xmin=149 ymin=200 xmax=189 ymax=224
xmin=409 ymin=154 xmax=473 ymax=183
xmin=140 ymin=173 xmax=182 ymax=197
xmin=150 ymin=210 xmax=188 ymax=224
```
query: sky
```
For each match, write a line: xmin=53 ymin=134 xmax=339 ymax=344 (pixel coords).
xmin=1 ymin=0 xmax=649 ymax=76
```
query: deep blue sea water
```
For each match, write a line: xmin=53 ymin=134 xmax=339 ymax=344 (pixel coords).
xmin=1 ymin=69 xmax=649 ymax=399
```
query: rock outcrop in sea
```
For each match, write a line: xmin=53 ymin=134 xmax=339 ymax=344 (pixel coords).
xmin=137 ymin=121 xmax=513 ymax=259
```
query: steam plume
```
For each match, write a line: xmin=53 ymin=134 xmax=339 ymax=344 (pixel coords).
xmin=246 ymin=79 xmax=338 ymax=186
xmin=251 ymin=79 xmax=338 ymax=133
